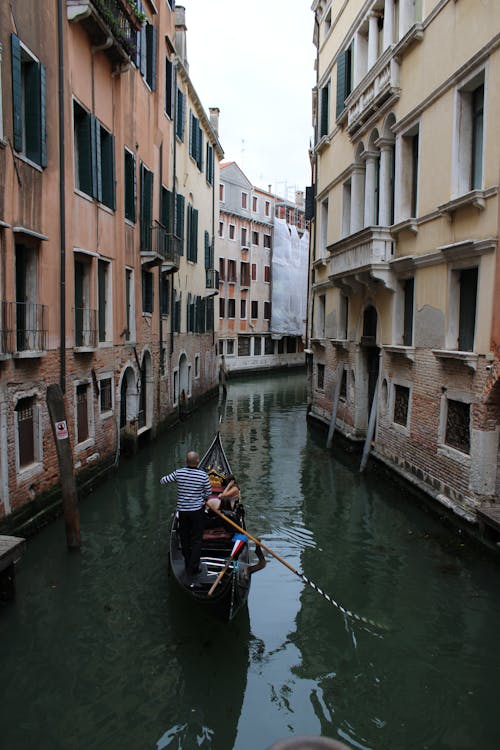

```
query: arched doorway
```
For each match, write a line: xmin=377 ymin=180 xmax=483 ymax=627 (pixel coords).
xmin=178 ymin=353 xmax=189 ymax=399
xmin=138 ymin=350 xmax=153 ymax=430
xmin=119 ymin=366 xmax=137 ymax=429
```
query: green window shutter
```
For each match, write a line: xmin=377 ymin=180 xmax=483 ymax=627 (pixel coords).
xmin=176 ymin=194 xmax=185 ymax=251
xmin=94 ymin=117 xmax=102 ymax=203
xmin=150 ymin=25 xmax=157 ymax=90
xmin=204 ymin=231 xmax=210 ymax=269
xmin=176 ymin=90 xmax=185 ymax=141
xmin=108 ymin=133 xmax=116 ymax=210
xmin=192 ymin=208 xmax=198 ymax=263
xmin=186 ymin=204 xmax=192 ymax=260
xmin=165 ymin=57 xmax=173 ymax=116
xmin=140 ymin=164 xmax=146 ymax=248
xmin=198 ymin=127 xmax=204 ymax=171
xmin=90 ymin=114 xmax=98 ymax=199
xmin=189 ymin=111 xmax=194 ymax=157
xmin=11 ymin=34 xmax=23 ymax=152
xmin=24 ymin=59 xmax=41 ymax=163
xmin=140 ymin=24 xmax=147 ymax=77
xmin=40 ymin=63 xmax=47 ymax=167
xmin=336 ymin=47 xmax=352 ymax=119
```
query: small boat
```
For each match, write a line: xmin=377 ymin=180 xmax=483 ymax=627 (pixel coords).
xmin=169 ymin=432 xmax=260 ymax=622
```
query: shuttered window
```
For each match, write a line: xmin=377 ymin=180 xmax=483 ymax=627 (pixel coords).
xmin=336 ymin=46 xmax=352 ymax=119
xmin=176 ymin=89 xmax=185 ymax=141
xmin=204 ymin=231 xmax=212 ymax=269
xmin=124 ymin=149 xmax=136 ymax=222
xmin=140 ymin=163 xmax=154 ymax=250
xmin=458 ymin=268 xmax=478 ymax=352
xmin=11 ymin=34 xmax=46 ymax=167
xmin=175 ymin=193 xmax=185 ymax=251
xmin=186 ymin=205 xmax=198 ymax=262
xmin=165 ymin=57 xmax=174 ymax=117
xmin=76 ymin=384 xmax=89 ymax=444
xmin=98 ymin=259 xmax=109 ymax=342
xmin=206 ymin=143 xmax=214 ymax=184
xmin=403 ymin=278 xmax=414 ymax=346
xmin=320 ymin=81 xmax=330 ymax=137
xmin=161 ymin=186 xmax=173 ymax=230
xmin=99 ymin=378 xmax=112 ymax=414
xmin=73 ymin=101 xmax=115 ymax=208
xmin=189 ymin=111 xmax=203 ymax=170
xmin=142 ymin=270 xmax=154 ymax=313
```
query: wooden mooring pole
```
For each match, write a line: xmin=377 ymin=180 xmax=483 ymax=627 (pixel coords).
xmin=360 ymin=378 xmax=379 ymax=473
xmin=326 ymin=364 xmax=344 ymax=449
xmin=46 ymin=384 xmax=81 ymax=549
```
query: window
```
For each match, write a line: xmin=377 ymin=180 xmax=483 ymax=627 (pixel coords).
xmin=173 ymin=291 xmax=181 ymax=332
xmin=241 ymin=227 xmax=248 ymax=247
xmin=458 ymin=268 xmax=478 ymax=351
xmin=142 ymin=270 xmax=154 ymax=313
xmin=241 ymin=192 xmax=248 ymax=209
xmin=140 ymin=163 xmax=154 ymax=250
xmin=99 ymin=377 xmax=112 ymax=414
xmin=219 ymin=258 xmax=225 ymax=280
xmin=445 ymin=399 xmax=470 ymax=454
xmin=165 ymin=56 xmax=174 ymax=118
xmin=0 ymin=42 xmax=4 ymax=141
xmin=317 ymin=363 xmax=325 ymax=390
xmin=264 ymin=265 xmax=271 ymax=283
xmin=124 ymin=149 xmax=136 ymax=222
xmin=15 ymin=243 xmax=46 ymax=352
xmin=138 ymin=19 xmax=157 ymax=90
xmin=227 ymin=299 xmax=235 ymax=318
xmin=74 ymin=256 xmax=95 ymax=348
xmin=219 ymin=184 xmax=225 ymax=202
xmin=454 ymin=74 xmax=485 ymax=195
xmin=252 ymin=231 xmax=259 ymax=246
xmin=254 ymin=337 xmax=262 ymax=356
xmin=240 ymin=299 xmax=246 ymax=319
xmin=265 ymin=201 xmax=270 ymax=217
xmin=340 ymin=370 xmax=347 ymax=399
xmin=98 ymin=259 xmax=110 ymax=342
xmin=403 ymin=278 xmax=414 ymax=346
xmin=226 ymin=339 xmax=235 ymax=355
xmin=125 ymin=268 xmax=136 ymax=340
xmin=320 ymin=198 xmax=329 ymax=254
xmin=229 ymin=224 xmax=235 ymax=240
xmin=341 ymin=180 xmax=351 ymax=237
xmin=73 ymin=102 xmax=115 ymax=209
xmin=175 ymin=193 xmax=185 ymax=251
xmin=263 ymin=234 xmax=271 ymax=249
xmin=194 ymin=355 xmax=200 ymax=379
xmin=317 ymin=294 xmax=326 ymax=338
xmin=16 ymin=396 xmax=37 ymax=468
xmin=219 ymin=297 xmax=225 ymax=318
xmin=398 ymin=125 xmax=419 ymax=219
xmin=206 ymin=143 xmax=214 ymax=184
xmin=339 ymin=293 xmax=349 ymax=340
xmin=240 ymin=262 xmax=250 ymax=286
xmin=189 ymin=111 xmax=203 ymax=170
xmin=320 ymin=80 xmax=330 ymax=137
xmin=176 ymin=88 xmax=185 ymax=140
xmin=264 ymin=301 xmax=270 ymax=320
xmin=160 ymin=273 xmax=170 ymax=316
xmin=219 ymin=221 xmax=224 ymax=238
xmin=251 ymin=263 xmax=256 ymax=281
xmin=76 ymin=383 xmax=90 ymax=444
xmin=393 ymin=385 xmax=410 ymax=427
xmin=265 ymin=337 xmax=274 ymax=354
xmin=336 ymin=46 xmax=352 ymax=119
xmin=228 ymin=260 xmax=236 ymax=282
xmin=251 ymin=300 xmax=258 ymax=319
xmin=11 ymin=34 xmax=46 ymax=167
xmin=186 ymin=204 xmax=199 ymax=262
xmin=252 ymin=196 xmax=258 ymax=211
xmin=238 ymin=337 xmax=250 ymax=356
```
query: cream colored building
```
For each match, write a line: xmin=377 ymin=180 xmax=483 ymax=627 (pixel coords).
xmin=308 ymin=0 xmax=499 ymax=541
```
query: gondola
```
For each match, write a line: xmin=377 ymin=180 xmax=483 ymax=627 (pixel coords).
xmin=169 ymin=432 xmax=257 ymax=622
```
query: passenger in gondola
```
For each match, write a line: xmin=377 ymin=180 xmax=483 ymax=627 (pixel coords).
xmin=160 ymin=451 xmax=212 ymax=579
xmin=206 ymin=474 xmax=240 ymax=512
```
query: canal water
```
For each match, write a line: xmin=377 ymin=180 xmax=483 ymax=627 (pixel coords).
xmin=1 ymin=370 xmax=499 ymax=750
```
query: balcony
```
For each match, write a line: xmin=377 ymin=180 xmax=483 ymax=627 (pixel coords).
xmin=345 ymin=48 xmax=401 ymax=138
xmin=328 ymin=227 xmax=396 ymax=292
xmin=67 ymin=0 xmax=140 ymax=66
xmin=141 ymin=222 xmax=181 ymax=271
xmin=74 ymin=308 xmax=98 ymax=352
xmin=0 ymin=302 xmax=47 ymax=358
xmin=206 ymin=268 xmax=220 ymax=290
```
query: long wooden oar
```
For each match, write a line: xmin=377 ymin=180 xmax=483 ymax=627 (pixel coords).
xmin=208 ymin=505 xmax=387 ymax=631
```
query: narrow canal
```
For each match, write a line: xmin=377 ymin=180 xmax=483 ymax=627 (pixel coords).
xmin=1 ymin=371 xmax=499 ymax=750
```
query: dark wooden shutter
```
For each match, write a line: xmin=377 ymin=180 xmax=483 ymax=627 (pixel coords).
xmin=458 ymin=268 xmax=478 ymax=351
xmin=320 ymin=83 xmax=329 ymax=136
xmin=98 ymin=260 xmax=106 ymax=341
xmin=90 ymin=114 xmax=98 ymax=199
xmin=204 ymin=231 xmax=211 ymax=269
xmin=16 ymin=398 xmax=35 ymax=466
xmin=149 ymin=24 xmax=157 ymax=90
xmin=109 ymin=133 xmax=116 ymax=210
xmin=165 ymin=57 xmax=173 ymax=116
xmin=191 ymin=208 xmax=198 ymax=262
xmin=94 ymin=118 xmax=102 ymax=203
xmin=186 ymin=204 xmax=192 ymax=260
xmin=40 ymin=63 xmax=47 ymax=167
xmin=336 ymin=47 xmax=351 ymax=119
xmin=11 ymin=34 xmax=23 ymax=152
xmin=403 ymin=278 xmax=414 ymax=346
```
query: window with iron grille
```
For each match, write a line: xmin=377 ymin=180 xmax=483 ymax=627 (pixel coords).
xmin=238 ymin=337 xmax=250 ymax=356
xmin=76 ymin=383 xmax=89 ymax=444
xmin=445 ymin=399 xmax=470 ymax=454
xmin=393 ymin=385 xmax=410 ymax=427
xmin=16 ymin=397 xmax=35 ymax=468
xmin=100 ymin=377 xmax=112 ymax=414
xmin=317 ymin=364 xmax=325 ymax=390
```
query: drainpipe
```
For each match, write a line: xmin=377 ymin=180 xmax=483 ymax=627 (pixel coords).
xmin=57 ymin=0 xmax=66 ymax=392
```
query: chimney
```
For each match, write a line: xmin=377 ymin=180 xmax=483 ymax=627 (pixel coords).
xmin=209 ymin=107 xmax=220 ymax=137
xmin=295 ymin=190 xmax=304 ymax=209
xmin=175 ymin=6 xmax=188 ymax=71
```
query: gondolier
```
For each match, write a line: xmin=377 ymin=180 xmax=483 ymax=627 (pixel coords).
xmin=160 ymin=451 xmax=212 ymax=581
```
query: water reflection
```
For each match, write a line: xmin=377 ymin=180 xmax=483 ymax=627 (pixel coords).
xmin=1 ymin=371 xmax=499 ymax=750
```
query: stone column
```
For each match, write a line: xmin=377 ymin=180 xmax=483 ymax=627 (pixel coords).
xmin=363 ymin=150 xmax=379 ymax=227
xmin=399 ymin=0 xmax=414 ymax=39
xmin=367 ymin=13 xmax=379 ymax=69
xmin=383 ymin=0 xmax=394 ymax=49
xmin=350 ymin=165 xmax=365 ymax=233
xmin=377 ymin=138 xmax=394 ymax=226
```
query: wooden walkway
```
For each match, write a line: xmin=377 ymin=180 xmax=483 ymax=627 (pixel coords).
xmin=0 ymin=535 xmax=26 ymax=602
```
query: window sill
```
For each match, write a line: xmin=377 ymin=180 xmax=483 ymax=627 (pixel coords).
xmin=75 ymin=437 xmax=95 ymax=453
xmin=437 ymin=443 xmax=471 ymax=466
xmin=98 ymin=341 xmax=114 ymax=349
xmin=383 ymin=345 xmax=415 ymax=362
xmin=391 ymin=218 xmax=418 ymax=235
xmin=311 ymin=338 xmax=326 ymax=349
xmin=438 ymin=190 xmax=488 ymax=218
xmin=13 ymin=350 xmax=47 ymax=360
xmin=314 ymin=134 xmax=330 ymax=154
xmin=329 ymin=338 xmax=349 ymax=350
xmin=17 ymin=461 xmax=43 ymax=482
xmin=74 ymin=346 xmax=97 ymax=354
xmin=391 ymin=421 xmax=410 ymax=437
xmin=432 ymin=349 xmax=478 ymax=371
xmin=0 ymin=352 xmax=12 ymax=361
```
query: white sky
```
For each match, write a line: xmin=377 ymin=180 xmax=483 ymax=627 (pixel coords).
xmin=180 ymin=0 xmax=316 ymax=199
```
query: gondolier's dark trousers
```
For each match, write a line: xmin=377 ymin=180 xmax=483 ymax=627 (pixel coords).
xmin=178 ymin=508 xmax=205 ymax=575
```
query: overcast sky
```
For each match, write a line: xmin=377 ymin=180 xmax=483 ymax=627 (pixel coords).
xmin=181 ymin=0 xmax=316 ymax=199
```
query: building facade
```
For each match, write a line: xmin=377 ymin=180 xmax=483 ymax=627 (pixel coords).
xmin=308 ymin=0 xmax=499 ymax=538
xmin=0 ymin=1 xmax=222 ymax=525
xmin=218 ymin=162 xmax=308 ymax=373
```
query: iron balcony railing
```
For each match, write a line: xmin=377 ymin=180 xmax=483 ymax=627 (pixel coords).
xmin=68 ymin=0 xmax=139 ymax=61
xmin=74 ymin=307 xmax=98 ymax=349
xmin=206 ymin=268 xmax=219 ymax=289
xmin=151 ymin=222 xmax=181 ymax=269
xmin=0 ymin=301 xmax=48 ymax=354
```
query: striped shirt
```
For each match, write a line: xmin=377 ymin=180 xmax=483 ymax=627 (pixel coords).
xmin=160 ymin=467 xmax=212 ymax=511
